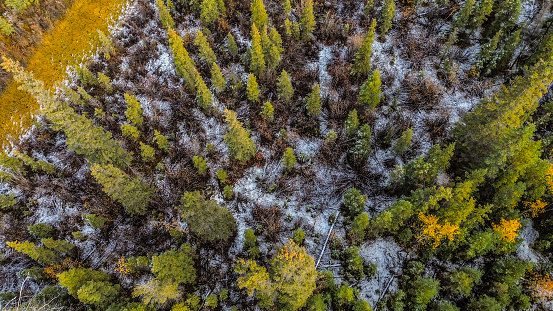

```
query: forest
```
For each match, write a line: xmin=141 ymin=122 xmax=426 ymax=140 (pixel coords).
xmin=2 ymin=0 xmax=553 ymax=310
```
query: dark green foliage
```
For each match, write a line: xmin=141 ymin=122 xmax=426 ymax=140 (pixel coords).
xmin=84 ymin=214 xmax=106 ymax=229
xmin=179 ymin=191 xmax=237 ymax=243
xmin=227 ymin=33 xmax=238 ymax=56
xmin=393 ymin=128 xmax=413 ymax=155
xmin=350 ymin=124 xmax=372 ymax=164
xmin=349 ymin=212 xmax=370 ymax=244
xmin=359 ymin=70 xmax=381 ymax=109
xmin=292 ymin=228 xmax=305 ymax=245
xmin=224 ymin=109 xmax=257 ymax=163
xmin=342 ymin=246 xmax=365 ymax=280
xmin=28 ymin=223 xmax=53 ymax=238
xmin=58 ymin=268 xmax=120 ymax=309
xmin=467 ymin=295 xmax=502 ymax=311
xmin=244 ymin=229 xmax=257 ymax=249
xmin=446 ymin=267 xmax=483 ymax=297
xmin=352 ymin=20 xmax=376 ymax=76
xmin=277 ymin=70 xmax=294 ymax=102
xmin=345 ymin=110 xmax=359 ymax=137
xmin=380 ymin=0 xmax=395 ymax=36
xmin=151 ymin=244 xmax=196 ymax=285
xmin=90 ymin=164 xmax=153 ymax=216
xmin=394 ymin=143 xmax=454 ymax=189
xmin=343 ymin=187 xmax=367 ymax=217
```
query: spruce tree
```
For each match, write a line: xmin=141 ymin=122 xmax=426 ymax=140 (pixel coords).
xmin=250 ymin=24 xmax=266 ymax=77
xmin=90 ymin=164 xmax=153 ymax=216
xmin=251 ymin=0 xmax=268 ymax=29
xmin=452 ymin=0 xmax=475 ymax=29
xmin=195 ymin=30 xmax=217 ymax=65
xmin=359 ymin=69 xmax=381 ymax=109
xmin=393 ymin=128 xmax=413 ymax=155
xmin=224 ymin=109 xmax=257 ymax=163
xmin=300 ymin=0 xmax=315 ymax=40
xmin=283 ymin=0 xmax=292 ymax=15
xmin=0 ymin=17 xmax=14 ymax=37
xmin=196 ymin=72 xmax=213 ymax=110
xmin=211 ymin=62 xmax=226 ymax=93
xmin=269 ymin=27 xmax=283 ymax=53
xmin=345 ymin=109 xmax=360 ymax=136
xmin=121 ymin=123 xmax=140 ymax=141
xmin=350 ymin=124 xmax=371 ymax=164
xmin=467 ymin=0 xmax=493 ymax=29
xmin=156 ymin=0 xmax=175 ymax=29
xmin=124 ymin=94 xmax=144 ymax=126
xmin=227 ymin=33 xmax=238 ymax=56
xmin=247 ymin=74 xmax=260 ymax=102
xmin=168 ymin=29 xmax=197 ymax=91
xmin=261 ymin=101 xmax=274 ymax=122
xmin=472 ymin=30 xmax=501 ymax=76
xmin=306 ymin=83 xmax=321 ymax=117
xmin=363 ymin=0 xmax=374 ymax=16
xmin=380 ymin=0 xmax=395 ymax=36
xmin=201 ymin=0 xmax=220 ymax=26
xmin=351 ymin=19 xmax=376 ymax=76
xmin=277 ymin=70 xmax=294 ymax=101
xmin=261 ymin=26 xmax=281 ymax=70
xmin=283 ymin=147 xmax=296 ymax=172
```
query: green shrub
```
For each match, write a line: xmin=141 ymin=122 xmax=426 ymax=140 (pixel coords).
xmin=28 ymin=223 xmax=54 ymax=238
xmin=84 ymin=214 xmax=106 ymax=229
xmin=292 ymin=228 xmax=305 ymax=245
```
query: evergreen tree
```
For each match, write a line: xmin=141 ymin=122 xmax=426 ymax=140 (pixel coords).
xmin=153 ymin=130 xmax=170 ymax=151
xmin=350 ymin=124 xmax=371 ymax=164
xmin=345 ymin=109 xmax=360 ymax=136
xmin=351 ymin=19 xmax=376 ymax=76
xmin=6 ymin=240 xmax=59 ymax=265
xmin=156 ymin=0 xmax=175 ymax=29
xmin=235 ymin=240 xmax=317 ymax=310
xmin=261 ymin=101 xmax=274 ymax=122
xmin=359 ymin=70 xmax=381 ymax=108
xmin=90 ymin=164 xmax=153 ymax=216
xmin=196 ymin=71 xmax=213 ymax=110
xmin=250 ymin=24 xmax=266 ymax=77
xmin=168 ymin=29 xmax=197 ymax=91
xmin=306 ymin=83 xmax=321 ymax=117
xmin=393 ymin=128 xmax=413 ymax=155
xmin=485 ymin=0 xmax=522 ymax=39
xmin=140 ymin=143 xmax=155 ymax=162
xmin=227 ymin=33 xmax=238 ymax=56
xmin=179 ymin=191 xmax=237 ymax=243
xmin=193 ymin=155 xmax=208 ymax=176
xmin=363 ymin=0 xmax=374 ymax=16
xmin=97 ymin=30 xmax=116 ymax=60
xmin=380 ymin=0 xmax=395 ymax=36
xmin=277 ymin=70 xmax=294 ymax=101
xmin=261 ymin=26 xmax=281 ymax=70
xmin=468 ymin=0 xmax=494 ymax=29
xmin=201 ymin=0 xmax=220 ymax=26
xmin=247 ymin=73 xmax=260 ymax=101
xmin=343 ymin=187 xmax=367 ymax=217
xmin=125 ymin=94 xmax=144 ymax=126
xmin=224 ymin=109 xmax=257 ymax=163
xmin=251 ymin=0 xmax=268 ymax=29
xmin=0 ymin=17 xmax=14 ymax=37
xmin=495 ymin=28 xmax=522 ymax=71
xmin=472 ymin=30 xmax=502 ymax=76
xmin=195 ymin=30 xmax=217 ymax=65
xmin=283 ymin=0 xmax=291 ymax=15
xmin=211 ymin=62 xmax=226 ymax=93
xmin=283 ymin=147 xmax=296 ymax=172
xmin=269 ymin=27 xmax=283 ymax=53
xmin=151 ymin=244 xmax=197 ymax=285
xmin=121 ymin=123 xmax=140 ymax=141
xmin=452 ymin=0 xmax=475 ymax=29
xmin=528 ymin=27 xmax=553 ymax=66
xmin=300 ymin=0 xmax=316 ymax=40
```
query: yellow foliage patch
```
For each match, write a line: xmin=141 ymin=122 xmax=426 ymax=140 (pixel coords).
xmin=415 ymin=212 xmax=460 ymax=248
xmin=0 ymin=0 xmax=129 ymax=146
xmin=492 ymin=218 xmax=521 ymax=243
xmin=525 ymin=200 xmax=548 ymax=218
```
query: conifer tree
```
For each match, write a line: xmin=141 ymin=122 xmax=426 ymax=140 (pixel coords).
xmin=153 ymin=130 xmax=170 ymax=151
xmin=156 ymin=0 xmax=175 ymax=29
xmin=251 ymin=0 xmax=268 ymax=29
xmin=179 ymin=191 xmax=237 ymax=243
xmin=0 ymin=17 xmax=14 ymax=37
xmin=261 ymin=101 xmax=274 ymax=122
xmin=300 ymin=0 xmax=315 ymax=40
xmin=224 ymin=109 xmax=257 ymax=163
xmin=283 ymin=0 xmax=292 ymax=15
xmin=285 ymin=18 xmax=293 ymax=37
xmin=261 ymin=26 xmax=281 ymax=70
xmin=393 ymin=128 xmax=413 ymax=155
xmin=196 ymin=71 xmax=213 ymax=110
xmin=306 ymin=83 xmax=321 ymax=117
xmin=250 ymin=24 xmax=266 ymax=77
xmin=140 ymin=143 xmax=155 ymax=162
xmin=452 ymin=0 xmax=475 ymax=29
xmin=472 ymin=30 xmax=501 ymax=76
xmin=277 ymin=70 xmax=294 ymax=102
xmin=485 ymin=0 xmax=522 ymax=39
xmin=352 ymin=19 xmax=376 ymax=76
xmin=380 ymin=0 xmax=395 ymax=36
xmin=193 ymin=156 xmax=208 ymax=176
xmin=495 ymin=28 xmax=522 ymax=71
xmin=350 ymin=124 xmax=371 ymax=164
xmin=227 ymin=33 xmax=238 ymax=56
xmin=97 ymin=30 xmax=116 ymax=60
xmin=121 ymin=124 xmax=140 ymax=141
xmin=201 ymin=0 xmax=220 ymax=26
xmin=247 ymin=74 xmax=260 ymax=102
xmin=195 ymin=30 xmax=217 ymax=65
xmin=345 ymin=109 xmax=360 ymax=136
xmin=363 ymin=0 xmax=374 ymax=15
xmin=467 ymin=0 xmax=493 ymax=29
xmin=90 ymin=164 xmax=153 ymax=216
xmin=359 ymin=70 xmax=381 ymax=109
xmin=283 ymin=147 xmax=296 ymax=172
xmin=168 ymin=29 xmax=197 ymax=91
xmin=269 ymin=27 xmax=283 ymax=53
xmin=211 ymin=62 xmax=226 ymax=93
xmin=124 ymin=94 xmax=144 ymax=126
